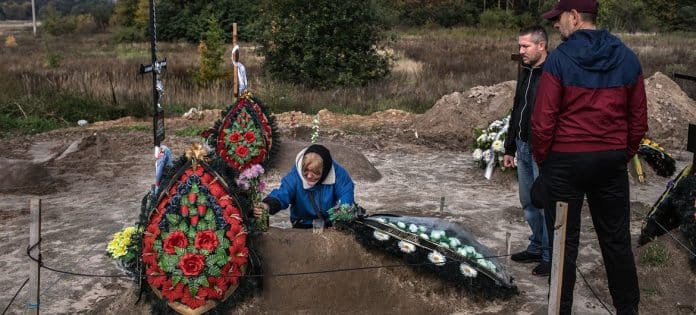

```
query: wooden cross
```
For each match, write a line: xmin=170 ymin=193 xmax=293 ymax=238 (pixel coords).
xmin=232 ymin=23 xmax=239 ymax=99
xmin=688 ymin=124 xmax=696 ymax=174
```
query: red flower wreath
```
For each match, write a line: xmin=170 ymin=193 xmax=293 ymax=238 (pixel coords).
xmin=142 ymin=165 xmax=248 ymax=310
xmin=216 ymin=97 xmax=273 ymax=172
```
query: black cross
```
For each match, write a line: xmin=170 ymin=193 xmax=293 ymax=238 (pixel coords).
xmin=673 ymin=72 xmax=696 ymax=174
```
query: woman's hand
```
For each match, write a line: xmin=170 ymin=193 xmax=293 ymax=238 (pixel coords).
xmin=253 ymin=202 xmax=269 ymax=218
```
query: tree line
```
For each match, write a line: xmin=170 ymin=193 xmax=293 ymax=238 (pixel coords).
xmin=3 ymin=0 xmax=695 ymax=88
xmin=2 ymin=0 xmax=695 ymax=32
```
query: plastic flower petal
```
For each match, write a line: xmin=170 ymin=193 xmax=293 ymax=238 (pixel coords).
xmin=373 ymin=231 xmax=390 ymax=241
xmin=460 ymin=263 xmax=478 ymax=277
xmin=428 ymin=251 xmax=446 ymax=266
xmin=398 ymin=240 xmax=416 ymax=254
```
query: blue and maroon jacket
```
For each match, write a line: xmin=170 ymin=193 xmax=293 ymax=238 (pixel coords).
xmin=531 ymin=29 xmax=648 ymax=164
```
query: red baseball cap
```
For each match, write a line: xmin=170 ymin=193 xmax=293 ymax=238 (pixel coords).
xmin=542 ymin=0 xmax=599 ymax=20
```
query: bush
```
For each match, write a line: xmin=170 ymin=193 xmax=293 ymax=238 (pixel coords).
xmin=111 ymin=26 xmax=147 ymax=43
xmin=674 ymin=6 xmax=696 ymax=31
xmin=479 ymin=9 xmax=518 ymax=29
xmin=258 ymin=0 xmax=391 ymax=89
xmin=40 ymin=5 xmax=78 ymax=36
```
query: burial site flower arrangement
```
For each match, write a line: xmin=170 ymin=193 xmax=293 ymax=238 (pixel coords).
xmin=351 ymin=214 xmax=517 ymax=298
xmin=236 ymin=164 xmax=267 ymax=231
xmin=141 ymin=160 xmax=251 ymax=311
xmin=637 ymin=137 xmax=676 ymax=177
xmin=106 ymin=225 xmax=141 ymax=270
xmin=472 ymin=115 xmax=510 ymax=169
xmin=204 ymin=92 xmax=278 ymax=173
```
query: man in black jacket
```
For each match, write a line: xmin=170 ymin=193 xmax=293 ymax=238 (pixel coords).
xmin=503 ymin=25 xmax=550 ymax=276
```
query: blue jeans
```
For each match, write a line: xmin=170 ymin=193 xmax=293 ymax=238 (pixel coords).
xmin=516 ymin=138 xmax=549 ymax=262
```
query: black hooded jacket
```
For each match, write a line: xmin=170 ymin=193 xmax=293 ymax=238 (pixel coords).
xmin=504 ymin=61 xmax=545 ymax=156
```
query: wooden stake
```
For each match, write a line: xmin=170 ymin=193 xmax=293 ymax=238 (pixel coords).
xmin=28 ymin=198 xmax=41 ymax=314
xmin=548 ymin=201 xmax=568 ymax=315
xmin=232 ymin=23 xmax=239 ymax=99
xmin=505 ymin=232 xmax=511 ymax=270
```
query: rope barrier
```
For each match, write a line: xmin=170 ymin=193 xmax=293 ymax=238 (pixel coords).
xmin=16 ymin=202 xmax=695 ymax=315
xmin=2 ymin=278 xmax=29 ymax=315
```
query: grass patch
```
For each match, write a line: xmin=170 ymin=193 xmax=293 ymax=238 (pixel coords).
xmin=640 ymin=242 xmax=670 ymax=267
xmin=0 ymin=113 xmax=67 ymax=137
xmin=126 ymin=124 xmax=150 ymax=132
xmin=174 ymin=125 xmax=207 ymax=137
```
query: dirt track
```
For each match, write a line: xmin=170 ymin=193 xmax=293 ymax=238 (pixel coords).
xmin=1 ymin=113 xmax=695 ymax=314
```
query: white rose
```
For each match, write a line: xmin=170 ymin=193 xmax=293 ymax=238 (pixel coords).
xmin=472 ymin=148 xmax=483 ymax=161
xmin=492 ymin=140 xmax=504 ymax=153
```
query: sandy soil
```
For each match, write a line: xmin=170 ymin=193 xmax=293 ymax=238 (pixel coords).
xmin=0 ymin=112 xmax=695 ymax=314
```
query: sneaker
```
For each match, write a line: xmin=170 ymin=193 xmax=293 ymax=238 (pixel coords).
xmin=511 ymin=251 xmax=542 ymax=263
xmin=532 ymin=261 xmax=551 ymax=277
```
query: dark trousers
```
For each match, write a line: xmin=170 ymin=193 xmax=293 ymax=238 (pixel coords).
xmin=541 ymin=150 xmax=639 ymax=315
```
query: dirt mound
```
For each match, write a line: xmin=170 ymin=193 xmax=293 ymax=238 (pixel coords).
xmin=270 ymin=140 xmax=382 ymax=182
xmin=644 ymin=72 xmax=696 ymax=150
xmin=0 ymin=158 xmax=56 ymax=194
xmin=413 ymin=81 xmax=516 ymax=148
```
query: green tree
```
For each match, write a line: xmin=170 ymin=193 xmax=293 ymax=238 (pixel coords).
xmin=156 ymin=0 xmax=260 ymax=43
xmin=111 ymin=0 xmax=138 ymax=27
xmin=599 ymin=0 xmax=656 ymax=32
xmin=133 ymin=0 xmax=149 ymax=33
xmin=40 ymin=4 xmax=77 ymax=35
xmin=673 ymin=5 xmax=696 ymax=31
xmin=196 ymin=17 xmax=227 ymax=85
xmin=258 ymin=0 xmax=391 ymax=88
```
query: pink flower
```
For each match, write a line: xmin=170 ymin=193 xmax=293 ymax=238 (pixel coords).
xmin=257 ymin=181 xmax=266 ymax=193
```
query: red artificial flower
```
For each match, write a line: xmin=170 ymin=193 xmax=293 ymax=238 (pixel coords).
xmin=229 ymin=131 xmax=241 ymax=143
xmin=142 ymin=252 xmax=157 ymax=266
xmin=226 ymin=222 xmax=242 ymax=237
xmin=201 ymin=173 xmax=213 ymax=184
xmin=181 ymin=289 xmax=207 ymax=309
xmin=178 ymin=253 xmax=206 ymax=276
xmin=157 ymin=196 xmax=170 ymax=210
xmin=209 ymin=183 xmax=226 ymax=199
xmin=235 ymin=145 xmax=249 ymax=158
xmin=142 ymin=234 xmax=156 ymax=251
xmin=194 ymin=167 xmax=204 ymax=176
xmin=191 ymin=215 xmax=199 ymax=226
xmin=146 ymin=222 xmax=160 ymax=237
xmin=188 ymin=192 xmax=197 ymax=203
xmin=197 ymin=204 xmax=207 ymax=216
xmin=162 ymin=281 xmax=185 ymax=301
xmin=219 ymin=198 xmax=232 ymax=208
xmin=222 ymin=205 xmax=241 ymax=224
xmin=229 ymin=233 xmax=247 ymax=255
xmin=231 ymin=247 xmax=249 ymax=267
xmin=180 ymin=205 xmax=189 ymax=216
xmin=163 ymin=230 xmax=188 ymax=255
xmin=184 ymin=169 xmax=194 ymax=177
xmin=194 ymin=230 xmax=219 ymax=251
xmin=244 ymin=130 xmax=256 ymax=143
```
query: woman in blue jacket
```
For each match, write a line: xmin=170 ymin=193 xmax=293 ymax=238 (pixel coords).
xmin=253 ymin=144 xmax=355 ymax=228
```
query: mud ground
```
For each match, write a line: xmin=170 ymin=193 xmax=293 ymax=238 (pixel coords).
xmin=0 ymin=115 xmax=695 ymax=314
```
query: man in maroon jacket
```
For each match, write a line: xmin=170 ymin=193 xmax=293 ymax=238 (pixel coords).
xmin=532 ymin=0 xmax=648 ymax=314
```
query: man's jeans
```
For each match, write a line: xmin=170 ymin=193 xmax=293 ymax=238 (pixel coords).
xmin=516 ymin=138 xmax=550 ymax=262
